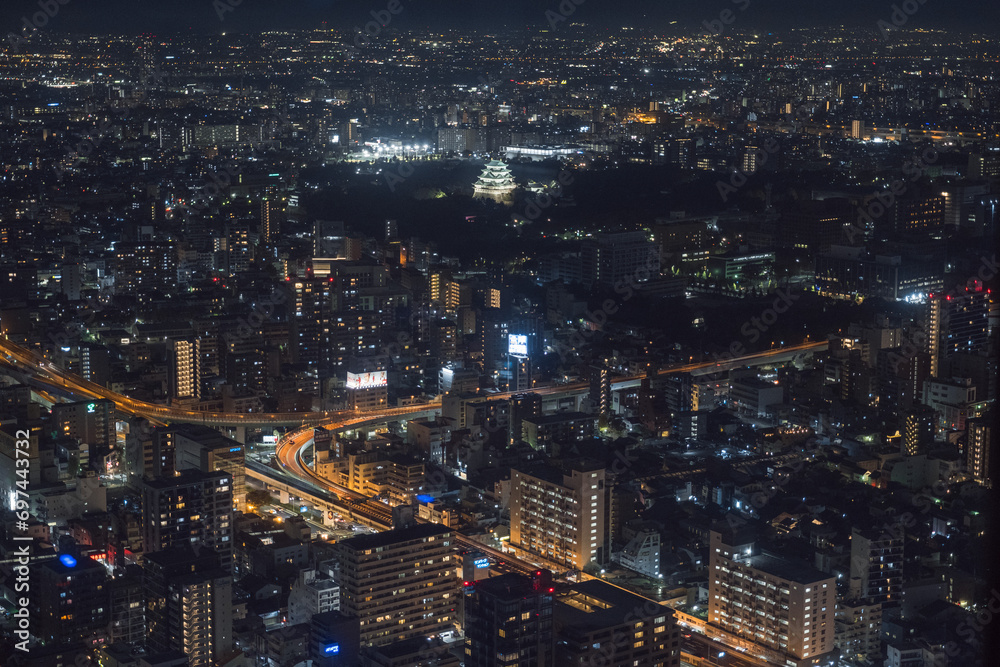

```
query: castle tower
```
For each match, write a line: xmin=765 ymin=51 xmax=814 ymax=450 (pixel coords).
xmin=473 ymin=160 xmax=517 ymax=204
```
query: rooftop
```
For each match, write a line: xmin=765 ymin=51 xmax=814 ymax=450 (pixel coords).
xmin=336 ymin=522 xmax=452 ymax=552
xmin=750 ymin=552 xmax=834 ymax=586
xmin=555 ymin=580 xmax=670 ymax=632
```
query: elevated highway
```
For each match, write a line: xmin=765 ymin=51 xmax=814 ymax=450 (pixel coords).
xmin=1 ymin=336 xmax=826 ymax=431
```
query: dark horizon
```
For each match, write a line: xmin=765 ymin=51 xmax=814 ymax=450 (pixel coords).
xmin=3 ymin=0 xmax=1000 ymax=37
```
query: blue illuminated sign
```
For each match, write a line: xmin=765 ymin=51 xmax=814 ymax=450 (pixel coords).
xmin=415 ymin=494 xmax=435 ymax=503
xmin=59 ymin=554 xmax=78 ymax=568
xmin=322 ymin=643 xmax=340 ymax=655
xmin=474 ymin=558 xmax=489 ymax=569
xmin=229 ymin=447 xmax=241 ymax=452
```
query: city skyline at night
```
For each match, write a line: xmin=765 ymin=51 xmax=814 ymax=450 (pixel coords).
xmin=0 ymin=5 xmax=997 ymax=667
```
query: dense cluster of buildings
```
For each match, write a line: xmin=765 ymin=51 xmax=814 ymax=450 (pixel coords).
xmin=0 ymin=21 xmax=997 ymax=667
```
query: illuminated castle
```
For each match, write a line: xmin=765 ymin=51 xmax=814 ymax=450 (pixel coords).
xmin=473 ymin=160 xmax=517 ymax=203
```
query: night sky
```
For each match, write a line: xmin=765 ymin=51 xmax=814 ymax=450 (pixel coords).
xmin=3 ymin=0 xmax=999 ymax=35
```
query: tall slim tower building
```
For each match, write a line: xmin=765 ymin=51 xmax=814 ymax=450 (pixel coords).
xmin=849 ymin=526 xmax=903 ymax=605
xmin=167 ymin=338 xmax=201 ymax=402
xmin=260 ymin=193 xmax=285 ymax=243
xmin=144 ymin=546 xmax=234 ymax=667
xmin=966 ymin=412 xmax=993 ymax=488
xmin=284 ymin=277 xmax=334 ymax=368
xmin=901 ymin=404 xmax=936 ymax=456
xmin=925 ymin=283 xmax=990 ymax=377
xmin=589 ymin=364 xmax=610 ymax=417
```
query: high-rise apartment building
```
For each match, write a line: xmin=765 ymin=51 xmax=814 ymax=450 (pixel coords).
xmin=32 ymin=553 xmax=108 ymax=648
xmin=107 ymin=567 xmax=145 ymax=646
xmin=589 ymin=364 xmax=610 ymax=417
xmin=333 ymin=523 xmax=459 ymax=646
xmin=902 ymin=404 xmax=937 ymax=456
xmin=966 ymin=413 xmax=993 ymax=487
xmin=554 ymin=579 xmax=681 ymax=667
xmin=260 ymin=193 xmax=285 ymax=242
xmin=114 ymin=241 xmax=177 ymax=293
xmin=510 ymin=459 xmax=607 ymax=570
xmin=51 ymin=399 xmax=116 ymax=473
xmin=167 ymin=337 xmax=201 ymax=402
xmin=925 ymin=284 xmax=991 ymax=377
xmin=141 ymin=469 xmax=234 ymax=566
xmin=835 ymin=599 xmax=883 ymax=665
xmin=285 ymin=277 xmax=335 ymax=367
xmin=464 ymin=571 xmax=555 ymax=667
xmin=144 ymin=546 xmax=234 ymax=667
xmin=708 ymin=526 xmax=836 ymax=665
xmin=171 ymin=423 xmax=246 ymax=511
xmin=849 ymin=526 xmax=903 ymax=605
xmin=581 ymin=231 xmax=660 ymax=288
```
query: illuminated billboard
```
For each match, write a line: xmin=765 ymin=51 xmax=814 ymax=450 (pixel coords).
xmin=509 ymin=334 xmax=528 ymax=356
xmin=321 ymin=643 xmax=340 ymax=655
xmin=474 ymin=557 xmax=489 ymax=569
xmin=346 ymin=371 xmax=388 ymax=390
